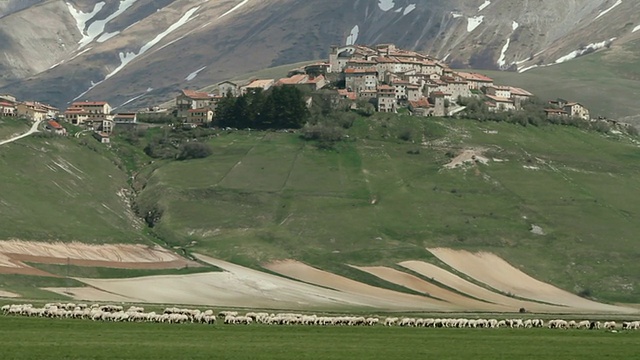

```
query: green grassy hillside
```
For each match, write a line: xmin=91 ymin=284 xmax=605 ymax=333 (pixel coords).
xmin=0 ymin=135 xmax=145 ymax=243
xmin=480 ymin=39 xmax=640 ymax=122
xmin=132 ymin=115 xmax=640 ymax=303
xmin=0 ymin=117 xmax=30 ymax=141
xmin=1 ymin=113 xmax=640 ymax=303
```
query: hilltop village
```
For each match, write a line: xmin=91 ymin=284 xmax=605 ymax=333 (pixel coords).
xmin=0 ymin=43 xmax=606 ymax=143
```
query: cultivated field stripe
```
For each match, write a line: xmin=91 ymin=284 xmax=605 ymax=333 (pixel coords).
xmin=428 ymin=248 xmax=636 ymax=313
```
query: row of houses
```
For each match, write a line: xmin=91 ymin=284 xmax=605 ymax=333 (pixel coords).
xmin=0 ymin=94 xmax=59 ymax=120
xmin=174 ymin=71 xmax=328 ymax=125
xmin=324 ymin=43 xmax=592 ymax=120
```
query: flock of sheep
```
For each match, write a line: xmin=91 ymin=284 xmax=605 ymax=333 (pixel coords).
xmin=3 ymin=302 xmax=639 ymax=331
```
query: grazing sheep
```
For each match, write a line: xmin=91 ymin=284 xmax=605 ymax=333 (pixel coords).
xmin=604 ymin=321 xmax=617 ymax=330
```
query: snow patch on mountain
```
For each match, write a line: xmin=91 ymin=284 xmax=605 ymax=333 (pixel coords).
xmin=595 ymin=0 xmax=622 ymax=20
xmin=403 ymin=4 xmax=416 ymax=15
xmin=378 ymin=0 xmax=395 ymax=12
xmin=497 ymin=39 xmax=510 ymax=68
xmin=74 ymin=6 xmax=200 ymax=100
xmin=66 ymin=1 xmax=105 ymax=45
xmin=518 ymin=64 xmax=538 ymax=73
xmin=512 ymin=21 xmax=519 ymax=31
xmin=219 ymin=0 xmax=249 ymax=19
xmin=346 ymin=25 xmax=359 ymax=45
xmin=467 ymin=16 xmax=484 ymax=32
xmin=555 ymin=38 xmax=616 ymax=63
xmin=478 ymin=1 xmax=491 ymax=12
xmin=185 ymin=66 xmax=206 ymax=81
xmin=633 ymin=24 xmax=640 ymax=33
xmin=116 ymin=92 xmax=146 ymax=109
xmin=97 ymin=31 xmax=119 ymax=43
xmin=78 ymin=0 xmax=138 ymax=48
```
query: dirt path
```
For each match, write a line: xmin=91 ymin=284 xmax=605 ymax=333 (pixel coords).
xmin=428 ymin=248 xmax=636 ymax=313
xmin=0 ymin=119 xmax=42 ymax=146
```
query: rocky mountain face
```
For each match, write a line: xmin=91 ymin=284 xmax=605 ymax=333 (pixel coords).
xmin=0 ymin=0 xmax=638 ymax=110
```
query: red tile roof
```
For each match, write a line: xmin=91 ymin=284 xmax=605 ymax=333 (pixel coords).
xmin=47 ymin=120 xmax=63 ymax=129
xmin=409 ymin=98 xmax=432 ymax=108
xmin=0 ymin=102 xmax=14 ymax=107
xmin=181 ymin=89 xmax=213 ymax=99
xmin=71 ymin=101 xmax=108 ymax=106
xmin=344 ymin=67 xmax=377 ymax=74
xmin=455 ymin=72 xmax=494 ymax=83
xmin=277 ymin=74 xmax=308 ymax=85
xmin=509 ymin=87 xmax=533 ymax=97
xmin=486 ymin=94 xmax=513 ymax=103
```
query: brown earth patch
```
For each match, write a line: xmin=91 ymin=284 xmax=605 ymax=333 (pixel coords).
xmin=428 ymin=248 xmax=637 ymax=314
xmin=0 ymin=240 xmax=200 ymax=274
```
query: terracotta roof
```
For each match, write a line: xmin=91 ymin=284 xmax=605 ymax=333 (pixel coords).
xmin=337 ymin=89 xmax=357 ymax=100
xmin=348 ymin=59 xmax=377 ymax=64
xmin=47 ymin=120 xmax=63 ymax=129
xmin=455 ymin=72 xmax=494 ymax=82
xmin=0 ymin=102 xmax=14 ymax=107
xmin=374 ymin=56 xmax=398 ymax=63
xmin=344 ymin=67 xmax=377 ymax=74
xmin=486 ymin=94 xmax=513 ymax=103
xmin=509 ymin=87 xmax=533 ymax=97
xmin=308 ymin=75 xmax=325 ymax=84
xmin=71 ymin=101 xmax=108 ymax=106
xmin=409 ymin=98 xmax=432 ymax=108
xmin=545 ymin=108 xmax=568 ymax=114
xmin=244 ymin=79 xmax=275 ymax=89
xmin=65 ymin=108 xmax=89 ymax=114
xmin=278 ymin=74 xmax=308 ymax=85
xmin=181 ymin=89 xmax=213 ymax=99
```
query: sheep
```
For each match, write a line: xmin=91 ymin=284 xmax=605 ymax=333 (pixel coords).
xmin=603 ymin=321 xmax=617 ymax=330
xmin=384 ymin=317 xmax=398 ymax=326
xmin=577 ymin=320 xmax=591 ymax=329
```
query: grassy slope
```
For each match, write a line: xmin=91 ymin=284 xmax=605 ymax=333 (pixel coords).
xmin=479 ymin=39 xmax=640 ymax=121
xmin=0 ymin=117 xmax=30 ymax=141
xmin=136 ymin=115 xmax=640 ymax=303
xmin=0 ymin=136 xmax=146 ymax=243
xmin=0 ymin=317 xmax=636 ymax=360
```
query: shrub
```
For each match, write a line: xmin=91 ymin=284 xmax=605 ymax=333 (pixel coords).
xmin=176 ymin=142 xmax=213 ymax=160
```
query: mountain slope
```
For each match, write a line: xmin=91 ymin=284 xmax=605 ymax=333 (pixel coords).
xmin=1 ymin=0 xmax=640 ymax=111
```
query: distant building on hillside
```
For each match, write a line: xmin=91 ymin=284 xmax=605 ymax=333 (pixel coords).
xmin=240 ymin=79 xmax=275 ymax=95
xmin=563 ymin=102 xmax=590 ymax=120
xmin=45 ymin=120 xmax=66 ymax=135
xmin=0 ymin=101 xmax=16 ymax=117
xmin=64 ymin=101 xmax=111 ymax=125
xmin=176 ymin=89 xmax=221 ymax=119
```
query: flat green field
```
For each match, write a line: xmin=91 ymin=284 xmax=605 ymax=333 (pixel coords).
xmin=0 ymin=317 xmax=637 ymax=360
